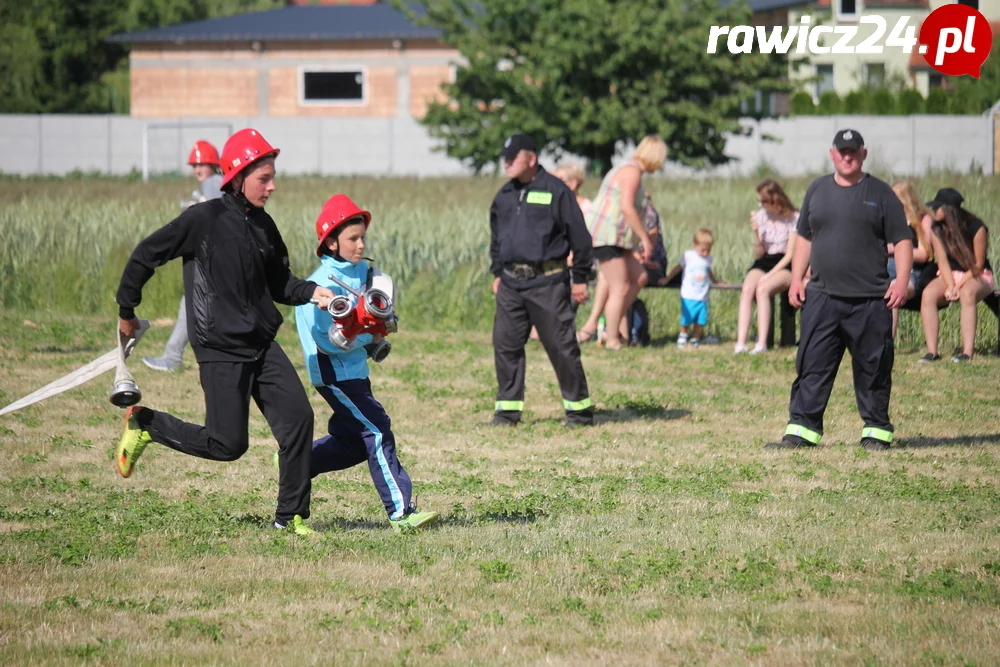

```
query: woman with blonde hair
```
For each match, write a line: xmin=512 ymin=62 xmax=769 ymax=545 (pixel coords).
xmin=577 ymin=135 xmax=665 ymax=350
xmin=553 ymin=162 xmax=592 ymax=217
xmin=889 ymin=181 xmax=934 ymax=337
xmin=734 ymin=179 xmax=799 ymax=354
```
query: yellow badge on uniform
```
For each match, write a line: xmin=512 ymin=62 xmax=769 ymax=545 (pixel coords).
xmin=526 ymin=191 xmax=552 ymax=205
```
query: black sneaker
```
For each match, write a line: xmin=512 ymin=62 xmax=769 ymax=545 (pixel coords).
xmin=951 ymin=353 xmax=971 ymax=363
xmin=917 ymin=353 xmax=941 ymax=363
xmin=490 ymin=415 xmax=518 ymax=427
xmin=764 ymin=438 xmax=817 ymax=450
xmin=860 ymin=437 xmax=890 ymax=451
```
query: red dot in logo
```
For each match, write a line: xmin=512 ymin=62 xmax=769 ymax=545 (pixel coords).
xmin=917 ymin=4 xmax=993 ymax=78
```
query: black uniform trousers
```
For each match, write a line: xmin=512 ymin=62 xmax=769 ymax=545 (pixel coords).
xmin=135 ymin=341 xmax=313 ymax=524
xmin=493 ymin=277 xmax=593 ymax=425
xmin=785 ymin=288 xmax=895 ymax=445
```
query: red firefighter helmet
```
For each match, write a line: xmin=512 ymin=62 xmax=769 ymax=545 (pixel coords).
xmin=187 ymin=140 xmax=220 ymax=167
xmin=219 ymin=128 xmax=280 ymax=189
xmin=315 ymin=194 xmax=372 ymax=257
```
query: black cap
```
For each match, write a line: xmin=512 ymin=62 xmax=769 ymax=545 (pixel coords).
xmin=833 ymin=129 xmax=864 ymax=150
xmin=500 ymin=133 xmax=537 ymax=159
xmin=925 ymin=187 xmax=964 ymax=210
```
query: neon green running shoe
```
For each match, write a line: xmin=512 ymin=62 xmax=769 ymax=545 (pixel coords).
xmin=116 ymin=406 xmax=152 ymax=478
xmin=390 ymin=507 xmax=440 ymax=533
xmin=274 ymin=514 xmax=320 ymax=537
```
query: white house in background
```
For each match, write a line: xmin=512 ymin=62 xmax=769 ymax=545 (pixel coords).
xmin=766 ymin=0 xmax=1000 ymax=99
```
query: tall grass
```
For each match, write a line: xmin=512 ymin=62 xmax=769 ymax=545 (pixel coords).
xmin=0 ymin=172 xmax=997 ymax=351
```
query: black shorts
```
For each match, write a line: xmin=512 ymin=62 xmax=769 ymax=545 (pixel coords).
xmin=593 ymin=245 xmax=628 ymax=262
xmin=748 ymin=253 xmax=786 ymax=274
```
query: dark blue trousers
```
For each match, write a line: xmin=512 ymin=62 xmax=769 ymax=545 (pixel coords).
xmin=311 ymin=379 xmax=412 ymax=520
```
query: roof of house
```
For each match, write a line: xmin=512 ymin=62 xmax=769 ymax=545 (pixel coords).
xmin=107 ymin=3 xmax=440 ymax=44
xmin=109 ymin=0 xmax=804 ymax=45
xmin=733 ymin=0 xmax=814 ymax=12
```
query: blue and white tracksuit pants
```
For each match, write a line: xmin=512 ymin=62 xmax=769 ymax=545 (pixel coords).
xmin=311 ymin=378 xmax=412 ymax=520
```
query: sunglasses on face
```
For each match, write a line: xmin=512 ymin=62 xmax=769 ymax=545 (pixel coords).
xmin=758 ymin=198 xmax=771 ymax=206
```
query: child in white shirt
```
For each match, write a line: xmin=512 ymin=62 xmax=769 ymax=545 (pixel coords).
xmin=665 ymin=229 xmax=719 ymax=348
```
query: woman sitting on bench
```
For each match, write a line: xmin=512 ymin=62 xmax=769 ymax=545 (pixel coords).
xmin=919 ymin=188 xmax=994 ymax=363
xmin=734 ymin=179 xmax=799 ymax=354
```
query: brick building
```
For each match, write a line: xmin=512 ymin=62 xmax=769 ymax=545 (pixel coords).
xmin=109 ymin=0 xmax=458 ymax=119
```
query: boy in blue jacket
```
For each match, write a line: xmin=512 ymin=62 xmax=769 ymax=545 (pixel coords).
xmin=295 ymin=194 xmax=438 ymax=532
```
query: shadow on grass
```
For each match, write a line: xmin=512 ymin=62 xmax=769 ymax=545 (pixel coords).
xmin=896 ymin=433 xmax=1000 ymax=449
xmin=478 ymin=408 xmax=690 ymax=429
xmin=323 ymin=518 xmax=387 ymax=531
xmin=314 ymin=513 xmax=540 ymax=532
xmin=647 ymin=336 xmax=802 ymax=352
xmin=594 ymin=408 xmax=691 ymax=424
xmin=31 ymin=345 xmax=104 ymax=354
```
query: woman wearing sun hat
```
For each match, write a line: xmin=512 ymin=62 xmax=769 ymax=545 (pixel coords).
xmin=919 ymin=187 xmax=994 ymax=363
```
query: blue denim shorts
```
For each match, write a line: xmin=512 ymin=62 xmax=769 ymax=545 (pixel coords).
xmin=887 ymin=258 xmax=917 ymax=289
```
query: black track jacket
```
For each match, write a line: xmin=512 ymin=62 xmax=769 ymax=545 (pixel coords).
xmin=116 ymin=193 xmax=317 ymax=362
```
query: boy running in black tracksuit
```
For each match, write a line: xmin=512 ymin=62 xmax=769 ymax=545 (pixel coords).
xmin=115 ymin=128 xmax=336 ymax=536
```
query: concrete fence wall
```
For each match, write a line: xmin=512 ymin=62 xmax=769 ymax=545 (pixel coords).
xmin=0 ymin=114 xmax=993 ymax=178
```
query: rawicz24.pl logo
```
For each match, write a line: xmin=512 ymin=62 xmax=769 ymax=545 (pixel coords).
xmin=707 ymin=3 xmax=993 ymax=78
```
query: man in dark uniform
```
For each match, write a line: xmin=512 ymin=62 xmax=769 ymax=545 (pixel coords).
xmin=767 ymin=129 xmax=913 ymax=452
xmin=489 ymin=134 xmax=595 ymax=426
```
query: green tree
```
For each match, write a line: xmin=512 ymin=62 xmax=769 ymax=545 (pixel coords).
xmin=948 ymin=35 xmax=1000 ymax=115
xmin=868 ymin=87 xmax=896 ymax=115
xmin=397 ymin=0 xmax=788 ymax=173
xmin=816 ymin=91 xmax=842 ymax=114
xmin=896 ymin=89 xmax=924 ymax=115
xmin=842 ymin=89 xmax=870 ymax=114
xmin=0 ymin=19 xmax=45 ymax=112
xmin=789 ymin=91 xmax=816 ymax=116
xmin=0 ymin=0 xmax=282 ymax=114
xmin=925 ymin=87 xmax=949 ymax=113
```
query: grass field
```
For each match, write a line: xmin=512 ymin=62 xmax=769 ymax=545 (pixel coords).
xmin=1 ymin=312 xmax=999 ymax=665
xmin=1 ymin=174 xmax=999 ymax=664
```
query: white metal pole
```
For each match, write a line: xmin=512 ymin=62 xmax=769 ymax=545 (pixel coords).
xmin=142 ymin=122 xmax=149 ymax=183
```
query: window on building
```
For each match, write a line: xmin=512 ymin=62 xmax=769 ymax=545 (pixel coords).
xmin=928 ymin=73 xmax=944 ymax=89
xmin=837 ymin=0 xmax=857 ymax=18
xmin=301 ymin=69 xmax=365 ymax=104
xmin=958 ymin=0 xmax=979 ymax=9
xmin=865 ymin=63 xmax=886 ymax=88
xmin=816 ymin=64 xmax=835 ymax=99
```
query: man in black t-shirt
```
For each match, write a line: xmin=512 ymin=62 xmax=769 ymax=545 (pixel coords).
xmin=767 ymin=129 xmax=913 ymax=452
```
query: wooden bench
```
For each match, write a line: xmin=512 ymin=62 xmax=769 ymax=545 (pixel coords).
xmin=634 ymin=274 xmax=997 ymax=353
xmin=900 ymin=290 xmax=1000 ymax=355
xmin=657 ymin=279 xmax=998 ymax=353
xmin=655 ymin=274 xmax=798 ymax=348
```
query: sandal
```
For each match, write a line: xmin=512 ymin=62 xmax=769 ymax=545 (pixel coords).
xmin=576 ymin=329 xmax=597 ymax=343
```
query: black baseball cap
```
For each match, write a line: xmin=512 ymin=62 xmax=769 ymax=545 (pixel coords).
xmin=833 ymin=129 xmax=864 ymax=150
xmin=925 ymin=187 xmax=964 ymax=210
xmin=500 ymin=133 xmax=537 ymax=159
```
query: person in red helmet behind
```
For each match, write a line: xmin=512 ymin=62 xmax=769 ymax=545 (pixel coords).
xmin=115 ymin=128 xmax=336 ymax=536
xmin=144 ymin=140 xmax=225 ymax=373
xmin=180 ymin=139 xmax=224 ymax=209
